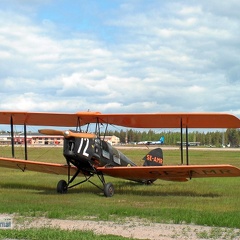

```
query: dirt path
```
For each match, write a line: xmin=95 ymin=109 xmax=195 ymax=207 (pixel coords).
xmin=11 ymin=216 xmax=240 ymax=239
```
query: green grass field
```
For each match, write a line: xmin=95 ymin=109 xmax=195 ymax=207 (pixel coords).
xmin=0 ymin=229 xmax=135 ymax=240
xmin=0 ymin=146 xmax=239 ymax=239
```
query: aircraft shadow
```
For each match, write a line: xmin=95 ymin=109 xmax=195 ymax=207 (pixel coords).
xmin=0 ymin=182 xmax=55 ymax=192
xmin=111 ymin=182 xmax=220 ymax=198
xmin=0 ymin=181 xmax=220 ymax=198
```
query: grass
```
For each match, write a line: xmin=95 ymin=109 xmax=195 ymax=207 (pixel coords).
xmin=0 ymin=146 xmax=239 ymax=238
xmin=0 ymin=228 xmax=135 ymax=240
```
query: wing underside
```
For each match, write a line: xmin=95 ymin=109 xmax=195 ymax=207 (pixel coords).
xmin=0 ymin=157 xmax=239 ymax=183
xmin=97 ymin=165 xmax=240 ymax=182
xmin=0 ymin=157 xmax=78 ymax=176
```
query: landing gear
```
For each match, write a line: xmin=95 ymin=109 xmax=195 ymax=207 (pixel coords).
xmin=56 ymin=174 xmax=115 ymax=197
xmin=57 ymin=180 xmax=68 ymax=194
xmin=104 ymin=182 xmax=114 ymax=197
xmin=145 ymin=179 xmax=156 ymax=185
xmin=56 ymin=158 xmax=115 ymax=197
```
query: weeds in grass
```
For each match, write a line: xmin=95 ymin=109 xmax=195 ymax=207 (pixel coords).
xmin=197 ymin=227 xmax=240 ymax=239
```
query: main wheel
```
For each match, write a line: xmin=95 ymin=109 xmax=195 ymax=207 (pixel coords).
xmin=104 ymin=183 xmax=114 ymax=197
xmin=57 ymin=180 xmax=68 ymax=194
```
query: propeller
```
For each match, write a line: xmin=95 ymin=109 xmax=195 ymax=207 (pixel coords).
xmin=38 ymin=129 xmax=96 ymax=139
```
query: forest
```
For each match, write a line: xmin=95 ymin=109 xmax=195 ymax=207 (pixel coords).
xmin=104 ymin=128 xmax=240 ymax=147
xmin=1 ymin=128 xmax=240 ymax=147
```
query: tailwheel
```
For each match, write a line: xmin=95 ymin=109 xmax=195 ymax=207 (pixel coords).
xmin=57 ymin=180 xmax=68 ymax=194
xmin=145 ymin=179 xmax=156 ymax=185
xmin=104 ymin=182 xmax=114 ymax=197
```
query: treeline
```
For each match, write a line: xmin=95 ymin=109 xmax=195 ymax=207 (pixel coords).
xmin=103 ymin=128 xmax=240 ymax=147
xmin=1 ymin=128 xmax=240 ymax=147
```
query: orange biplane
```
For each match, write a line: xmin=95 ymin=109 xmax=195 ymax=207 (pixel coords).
xmin=0 ymin=111 xmax=240 ymax=197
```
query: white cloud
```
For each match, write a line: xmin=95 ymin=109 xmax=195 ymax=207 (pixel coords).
xmin=0 ymin=1 xmax=240 ymax=118
xmin=178 ymin=6 xmax=202 ymax=15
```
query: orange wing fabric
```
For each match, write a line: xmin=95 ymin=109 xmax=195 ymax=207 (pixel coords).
xmin=0 ymin=111 xmax=240 ymax=128
xmin=0 ymin=111 xmax=101 ymax=127
xmin=0 ymin=157 xmax=78 ymax=176
xmin=97 ymin=165 xmax=240 ymax=182
xmin=96 ymin=113 xmax=240 ymax=128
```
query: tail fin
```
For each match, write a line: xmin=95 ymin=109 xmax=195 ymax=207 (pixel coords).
xmin=143 ymin=148 xmax=163 ymax=166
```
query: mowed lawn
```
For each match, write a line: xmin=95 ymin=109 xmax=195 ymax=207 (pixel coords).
xmin=0 ymin=146 xmax=239 ymax=229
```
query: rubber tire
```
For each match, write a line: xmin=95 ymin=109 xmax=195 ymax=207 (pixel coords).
xmin=104 ymin=183 xmax=114 ymax=197
xmin=145 ymin=179 xmax=155 ymax=185
xmin=57 ymin=180 xmax=68 ymax=194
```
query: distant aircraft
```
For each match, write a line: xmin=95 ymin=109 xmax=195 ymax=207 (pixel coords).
xmin=176 ymin=141 xmax=200 ymax=146
xmin=148 ymin=136 xmax=165 ymax=145
xmin=0 ymin=111 xmax=239 ymax=197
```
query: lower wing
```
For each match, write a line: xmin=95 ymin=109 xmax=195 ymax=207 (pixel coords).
xmin=0 ymin=157 xmax=78 ymax=176
xmin=0 ymin=157 xmax=239 ymax=182
xmin=97 ymin=165 xmax=240 ymax=182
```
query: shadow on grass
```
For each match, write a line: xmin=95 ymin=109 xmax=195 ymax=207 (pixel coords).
xmin=0 ymin=182 xmax=54 ymax=192
xmin=0 ymin=181 xmax=220 ymax=198
xmin=112 ymin=181 xmax=220 ymax=198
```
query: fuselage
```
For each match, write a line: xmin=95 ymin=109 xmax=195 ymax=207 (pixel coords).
xmin=63 ymin=137 xmax=136 ymax=173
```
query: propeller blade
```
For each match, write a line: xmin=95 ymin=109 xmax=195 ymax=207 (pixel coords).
xmin=64 ymin=131 xmax=96 ymax=139
xmin=38 ymin=129 xmax=96 ymax=139
xmin=38 ymin=129 xmax=64 ymax=136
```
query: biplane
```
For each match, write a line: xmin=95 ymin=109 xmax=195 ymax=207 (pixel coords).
xmin=0 ymin=111 xmax=240 ymax=197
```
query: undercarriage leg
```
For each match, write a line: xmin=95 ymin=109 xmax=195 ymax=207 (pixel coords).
xmin=96 ymin=173 xmax=114 ymax=197
xmin=57 ymin=165 xmax=114 ymax=197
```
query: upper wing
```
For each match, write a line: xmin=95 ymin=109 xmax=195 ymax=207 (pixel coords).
xmin=97 ymin=165 xmax=240 ymax=182
xmin=0 ymin=111 xmax=101 ymax=127
xmin=96 ymin=113 xmax=240 ymax=128
xmin=0 ymin=111 xmax=240 ymax=128
xmin=0 ymin=157 xmax=78 ymax=176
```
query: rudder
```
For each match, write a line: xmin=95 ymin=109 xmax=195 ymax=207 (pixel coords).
xmin=143 ymin=148 xmax=163 ymax=166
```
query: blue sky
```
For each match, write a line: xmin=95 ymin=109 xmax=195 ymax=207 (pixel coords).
xmin=0 ymin=0 xmax=240 ymax=117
